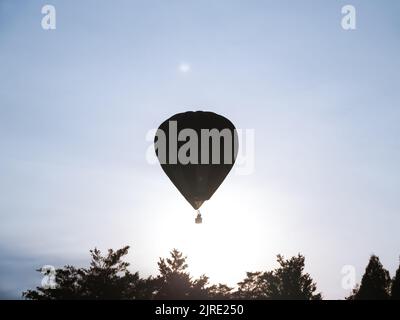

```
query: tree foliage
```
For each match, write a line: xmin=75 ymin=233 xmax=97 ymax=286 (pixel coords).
xmin=236 ymin=254 xmax=321 ymax=300
xmin=347 ymin=255 xmax=391 ymax=300
xmin=154 ymin=249 xmax=213 ymax=299
xmin=23 ymin=246 xmax=400 ymax=300
xmin=23 ymin=246 xmax=153 ymax=300
xmin=390 ymin=258 xmax=400 ymax=300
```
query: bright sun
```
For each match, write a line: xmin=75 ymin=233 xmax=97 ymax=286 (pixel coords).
xmin=178 ymin=62 xmax=191 ymax=73
xmin=151 ymin=183 xmax=290 ymax=287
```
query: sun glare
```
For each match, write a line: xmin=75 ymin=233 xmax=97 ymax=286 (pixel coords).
xmin=151 ymin=184 xmax=291 ymax=287
xmin=178 ymin=62 xmax=191 ymax=73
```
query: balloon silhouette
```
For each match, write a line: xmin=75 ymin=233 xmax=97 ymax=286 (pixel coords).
xmin=155 ymin=111 xmax=238 ymax=222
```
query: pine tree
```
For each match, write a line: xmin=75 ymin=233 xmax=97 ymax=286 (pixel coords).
xmin=154 ymin=249 xmax=211 ymax=299
xmin=390 ymin=257 xmax=400 ymax=300
xmin=236 ymin=254 xmax=321 ymax=300
xmin=349 ymin=255 xmax=391 ymax=300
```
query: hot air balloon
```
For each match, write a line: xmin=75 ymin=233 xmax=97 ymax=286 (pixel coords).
xmin=154 ymin=111 xmax=238 ymax=223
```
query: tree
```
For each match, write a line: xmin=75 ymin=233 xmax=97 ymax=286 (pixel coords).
xmin=347 ymin=255 xmax=391 ymax=300
xmin=236 ymin=272 xmax=267 ymax=299
xmin=390 ymin=258 xmax=400 ymax=300
xmin=208 ymin=283 xmax=234 ymax=299
xmin=236 ymin=254 xmax=321 ymax=300
xmin=23 ymin=246 xmax=153 ymax=300
xmin=24 ymin=246 xmax=322 ymax=300
xmin=154 ymin=249 xmax=212 ymax=299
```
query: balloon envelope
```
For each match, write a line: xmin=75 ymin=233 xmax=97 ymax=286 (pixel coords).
xmin=155 ymin=111 xmax=238 ymax=210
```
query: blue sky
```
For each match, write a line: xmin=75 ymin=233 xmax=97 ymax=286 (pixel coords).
xmin=0 ymin=0 xmax=400 ymax=299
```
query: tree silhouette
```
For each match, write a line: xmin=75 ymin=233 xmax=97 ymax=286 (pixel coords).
xmin=347 ymin=255 xmax=391 ymax=300
xmin=236 ymin=254 xmax=321 ymax=300
xmin=23 ymin=246 xmax=323 ymax=300
xmin=23 ymin=246 xmax=153 ymax=300
xmin=391 ymin=258 xmax=400 ymax=300
xmin=208 ymin=283 xmax=234 ymax=299
xmin=154 ymin=248 xmax=195 ymax=299
xmin=153 ymin=248 xmax=229 ymax=299
xmin=236 ymin=272 xmax=266 ymax=299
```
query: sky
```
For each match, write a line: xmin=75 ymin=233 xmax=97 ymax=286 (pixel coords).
xmin=0 ymin=0 xmax=400 ymax=299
